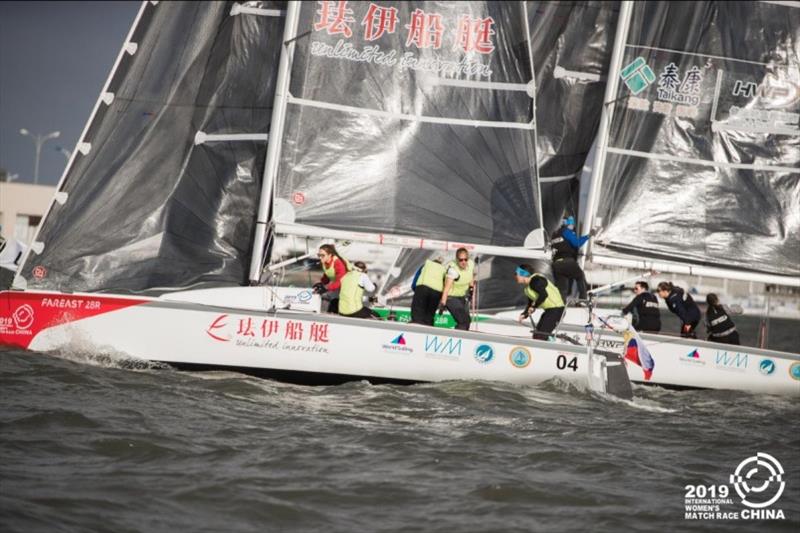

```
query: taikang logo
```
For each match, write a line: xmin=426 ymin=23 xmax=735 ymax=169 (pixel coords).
xmin=620 ymin=57 xmax=655 ymax=95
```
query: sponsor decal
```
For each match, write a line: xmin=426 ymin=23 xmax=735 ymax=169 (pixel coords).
xmin=758 ymin=359 xmax=775 ymax=376
xmin=281 ymin=289 xmax=314 ymax=305
xmin=473 ymin=343 xmax=494 ymax=364
xmin=12 ymin=304 xmax=35 ymax=330
xmin=789 ymin=362 xmax=800 ymax=381
xmin=424 ymin=335 xmax=462 ymax=360
xmin=382 ymin=333 xmax=413 ymax=354
xmin=680 ymin=349 xmax=705 ymax=366
xmin=620 ymin=57 xmax=655 ymax=95
xmin=292 ymin=191 xmax=306 ymax=205
xmin=714 ymin=350 xmax=748 ymax=372
xmin=509 ymin=346 xmax=531 ymax=369
xmin=32 ymin=265 xmax=47 ymax=279
xmin=684 ymin=453 xmax=787 ymax=521
xmin=205 ymin=315 xmax=330 ymax=354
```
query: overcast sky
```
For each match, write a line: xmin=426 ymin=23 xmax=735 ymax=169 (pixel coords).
xmin=0 ymin=1 xmax=140 ymax=185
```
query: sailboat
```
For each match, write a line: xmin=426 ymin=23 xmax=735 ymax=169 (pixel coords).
xmin=571 ymin=0 xmax=800 ymax=394
xmin=0 ymin=1 xmax=632 ymax=397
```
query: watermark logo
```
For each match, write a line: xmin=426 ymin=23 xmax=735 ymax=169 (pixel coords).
xmin=509 ymin=346 xmax=532 ymax=368
xmin=473 ymin=344 xmax=494 ymax=364
xmin=730 ymin=453 xmax=786 ymax=510
xmin=12 ymin=304 xmax=35 ymax=330
xmin=758 ymin=359 xmax=775 ymax=376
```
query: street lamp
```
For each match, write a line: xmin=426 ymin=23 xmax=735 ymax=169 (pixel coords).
xmin=19 ymin=128 xmax=60 ymax=184
xmin=55 ymin=145 xmax=72 ymax=160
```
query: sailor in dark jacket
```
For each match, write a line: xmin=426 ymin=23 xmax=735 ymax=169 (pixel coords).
xmin=657 ymin=281 xmax=701 ymax=338
xmin=621 ymin=281 xmax=661 ymax=333
xmin=704 ymin=293 xmax=740 ymax=345
xmin=550 ymin=216 xmax=593 ymax=302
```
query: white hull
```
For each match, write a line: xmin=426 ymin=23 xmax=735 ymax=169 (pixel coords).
xmin=1 ymin=288 xmax=615 ymax=392
xmin=475 ymin=313 xmax=800 ymax=396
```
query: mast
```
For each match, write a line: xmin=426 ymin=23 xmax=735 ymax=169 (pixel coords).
xmin=579 ymin=0 xmax=634 ymax=267
xmin=248 ymin=0 xmax=301 ymax=284
xmin=522 ymin=2 xmax=545 ymax=241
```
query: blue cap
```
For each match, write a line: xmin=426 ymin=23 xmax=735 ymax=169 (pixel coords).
xmin=564 ymin=216 xmax=575 ymax=227
xmin=515 ymin=266 xmax=531 ymax=277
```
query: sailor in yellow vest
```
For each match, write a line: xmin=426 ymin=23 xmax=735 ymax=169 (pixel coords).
xmin=338 ymin=261 xmax=379 ymax=319
xmin=410 ymin=256 xmax=446 ymax=325
xmin=437 ymin=248 xmax=475 ymax=330
xmin=514 ymin=264 xmax=565 ymax=340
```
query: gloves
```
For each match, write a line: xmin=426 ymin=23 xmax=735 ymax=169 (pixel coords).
xmin=466 ymin=287 xmax=475 ymax=302
xmin=589 ymin=227 xmax=598 ymax=237
xmin=682 ymin=324 xmax=691 ymax=333
xmin=368 ymin=296 xmax=378 ymax=304
xmin=312 ymin=282 xmax=327 ymax=294
xmin=437 ymin=302 xmax=446 ymax=315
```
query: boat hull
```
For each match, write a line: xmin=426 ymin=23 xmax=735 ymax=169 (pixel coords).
xmin=0 ymin=289 xmax=605 ymax=389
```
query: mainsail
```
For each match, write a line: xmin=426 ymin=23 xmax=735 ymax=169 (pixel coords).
xmin=264 ymin=1 xmax=545 ymax=262
xmin=586 ymin=1 xmax=800 ymax=285
xmin=16 ymin=1 xmax=286 ymax=294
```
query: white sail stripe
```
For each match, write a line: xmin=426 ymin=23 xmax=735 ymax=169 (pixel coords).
xmin=539 ymin=173 xmax=580 ymax=183
xmin=591 ymin=253 xmax=800 ymax=287
xmin=194 ymin=132 xmax=269 ymax=145
xmin=426 ymin=77 xmax=532 ymax=92
xmin=288 ymin=96 xmax=535 ymax=130
xmin=762 ymin=1 xmax=800 ymax=8
xmin=553 ymin=66 xmax=603 ymax=82
xmin=230 ymin=4 xmax=285 ymax=17
xmin=273 ymin=222 xmax=549 ymax=260
xmin=625 ymin=44 xmax=770 ymax=67
xmin=606 ymin=147 xmax=800 ymax=174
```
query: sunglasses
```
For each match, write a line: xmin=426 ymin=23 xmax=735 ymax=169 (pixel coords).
xmin=457 ymin=257 xmax=468 ymax=262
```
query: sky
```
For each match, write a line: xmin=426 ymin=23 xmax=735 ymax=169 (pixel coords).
xmin=0 ymin=1 xmax=140 ymax=185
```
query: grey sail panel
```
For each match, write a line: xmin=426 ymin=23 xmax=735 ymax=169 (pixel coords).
xmin=594 ymin=1 xmax=800 ymax=277
xmin=273 ymin=1 xmax=542 ymax=247
xmin=18 ymin=1 xmax=286 ymax=294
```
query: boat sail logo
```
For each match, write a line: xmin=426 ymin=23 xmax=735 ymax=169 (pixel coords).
xmin=758 ymin=359 xmax=776 ymax=376
xmin=382 ymin=333 xmax=413 ymax=354
xmin=473 ymin=344 xmax=494 ymax=364
xmin=509 ymin=346 xmax=532 ymax=369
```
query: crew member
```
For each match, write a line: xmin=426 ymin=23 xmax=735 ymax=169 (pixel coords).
xmin=313 ymin=244 xmax=350 ymax=314
xmin=621 ymin=281 xmax=661 ymax=333
xmin=438 ymin=248 xmax=474 ymax=331
xmin=338 ymin=261 xmax=379 ymax=319
xmin=705 ymin=293 xmax=740 ymax=345
xmin=656 ymin=281 xmax=701 ymax=338
xmin=514 ymin=264 xmax=565 ymax=340
xmin=410 ymin=256 xmax=446 ymax=326
xmin=551 ymin=216 xmax=594 ymax=302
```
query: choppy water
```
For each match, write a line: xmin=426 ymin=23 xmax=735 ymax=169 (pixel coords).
xmin=1 ymin=344 xmax=798 ymax=532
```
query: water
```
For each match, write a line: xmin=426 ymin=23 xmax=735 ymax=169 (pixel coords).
xmin=1 ymin=345 xmax=798 ymax=532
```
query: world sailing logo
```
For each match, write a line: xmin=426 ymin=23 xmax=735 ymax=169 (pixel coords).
xmin=382 ymin=333 xmax=413 ymax=354
xmin=758 ymin=359 xmax=776 ymax=376
xmin=473 ymin=344 xmax=494 ymax=364
xmin=681 ymin=349 xmax=705 ymax=366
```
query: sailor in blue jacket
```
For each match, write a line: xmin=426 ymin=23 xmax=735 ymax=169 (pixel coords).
xmin=657 ymin=281 xmax=701 ymax=338
xmin=550 ymin=216 xmax=593 ymax=302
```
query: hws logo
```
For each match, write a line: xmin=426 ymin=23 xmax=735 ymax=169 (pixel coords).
xmin=473 ymin=344 xmax=494 ymax=364
xmin=759 ymin=359 xmax=776 ymax=376
xmin=715 ymin=351 xmax=748 ymax=371
xmin=424 ymin=336 xmax=462 ymax=358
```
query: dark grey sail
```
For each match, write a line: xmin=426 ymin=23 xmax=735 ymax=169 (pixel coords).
xmin=593 ymin=1 xmax=800 ymax=278
xmin=272 ymin=1 xmax=542 ymax=247
xmin=17 ymin=1 xmax=286 ymax=294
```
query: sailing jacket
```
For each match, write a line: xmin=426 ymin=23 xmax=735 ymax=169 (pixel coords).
xmin=412 ymin=260 xmax=446 ymax=292
xmin=705 ymin=305 xmax=737 ymax=339
xmin=523 ymin=274 xmax=565 ymax=311
xmin=551 ymin=226 xmax=589 ymax=261
xmin=622 ymin=292 xmax=661 ymax=331
xmin=321 ymin=256 xmax=349 ymax=291
xmin=338 ymin=271 xmax=376 ymax=316
xmin=665 ymin=287 xmax=701 ymax=325
xmin=445 ymin=259 xmax=475 ymax=298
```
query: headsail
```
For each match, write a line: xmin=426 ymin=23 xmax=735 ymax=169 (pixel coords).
xmin=266 ymin=1 xmax=544 ymax=259
xmin=587 ymin=1 xmax=800 ymax=284
xmin=16 ymin=1 xmax=287 ymax=294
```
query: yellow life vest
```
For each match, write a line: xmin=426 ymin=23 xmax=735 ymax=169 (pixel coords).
xmin=447 ymin=259 xmax=474 ymax=298
xmin=417 ymin=260 xmax=446 ymax=292
xmin=523 ymin=274 xmax=564 ymax=309
xmin=338 ymin=270 xmax=365 ymax=315
xmin=322 ymin=255 xmax=350 ymax=281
